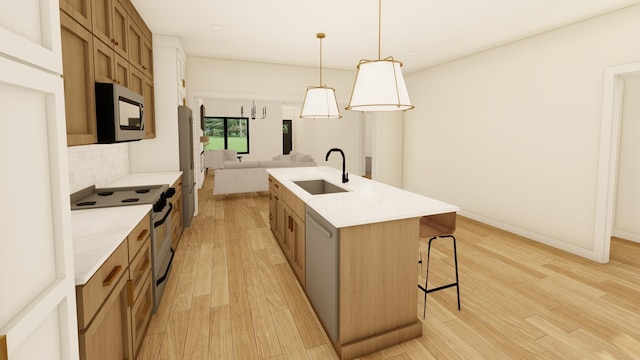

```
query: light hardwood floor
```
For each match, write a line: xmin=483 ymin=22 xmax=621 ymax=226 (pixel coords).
xmin=137 ymin=173 xmax=640 ymax=360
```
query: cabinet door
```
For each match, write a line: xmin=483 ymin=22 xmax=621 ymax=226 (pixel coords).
xmin=60 ymin=0 xmax=92 ymax=32
xmin=129 ymin=66 xmax=144 ymax=95
xmin=291 ymin=213 xmax=306 ymax=287
xmin=143 ymin=76 xmax=156 ymax=138
xmin=281 ymin=207 xmax=294 ymax=263
xmin=128 ymin=20 xmax=143 ymax=72
xmin=114 ymin=53 xmax=129 ymax=88
xmin=93 ymin=36 xmax=116 ymax=83
xmin=60 ymin=11 xmax=97 ymax=146
xmin=130 ymin=274 xmax=152 ymax=359
xmin=142 ymin=37 xmax=153 ymax=79
xmin=78 ymin=275 xmax=132 ymax=360
xmin=112 ymin=0 xmax=128 ymax=58
xmin=91 ymin=0 xmax=113 ymax=49
xmin=0 ymin=56 xmax=79 ymax=359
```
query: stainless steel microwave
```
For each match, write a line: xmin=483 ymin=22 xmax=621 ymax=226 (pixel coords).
xmin=95 ymin=83 xmax=145 ymax=143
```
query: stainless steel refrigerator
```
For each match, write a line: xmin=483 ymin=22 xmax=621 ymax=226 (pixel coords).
xmin=178 ymin=105 xmax=195 ymax=227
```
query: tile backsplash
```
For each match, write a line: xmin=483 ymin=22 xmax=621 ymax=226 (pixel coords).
xmin=68 ymin=143 xmax=129 ymax=193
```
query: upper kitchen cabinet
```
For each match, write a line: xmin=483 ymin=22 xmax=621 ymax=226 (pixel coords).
xmin=1 ymin=1 xmax=79 ymax=359
xmin=61 ymin=0 xmax=154 ymax=145
xmin=92 ymin=0 xmax=128 ymax=59
xmin=127 ymin=3 xmax=153 ymax=79
xmin=60 ymin=0 xmax=92 ymax=32
xmin=61 ymin=10 xmax=97 ymax=146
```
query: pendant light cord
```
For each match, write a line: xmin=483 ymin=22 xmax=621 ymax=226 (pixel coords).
xmin=317 ymin=32 xmax=326 ymax=86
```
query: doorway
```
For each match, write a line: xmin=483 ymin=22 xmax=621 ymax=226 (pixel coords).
xmin=283 ymin=119 xmax=292 ymax=155
xmin=595 ymin=62 xmax=640 ymax=263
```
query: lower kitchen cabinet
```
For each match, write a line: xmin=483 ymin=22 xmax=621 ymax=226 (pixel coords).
xmin=78 ymin=273 xmax=132 ymax=360
xmin=75 ymin=213 xmax=153 ymax=360
xmin=269 ymin=175 xmax=306 ymax=287
xmin=170 ymin=177 xmax=184 ymax=249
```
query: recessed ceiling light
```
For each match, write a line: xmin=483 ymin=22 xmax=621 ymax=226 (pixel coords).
xmin=211 ymin=25 xmax=223 ymax=31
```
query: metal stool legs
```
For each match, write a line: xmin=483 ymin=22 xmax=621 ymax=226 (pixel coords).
xmin=418 ymin=234 xmax=460 ymax=318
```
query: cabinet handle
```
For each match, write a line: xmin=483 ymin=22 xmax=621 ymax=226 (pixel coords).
xmin=142 ymin=66 xmax=147 ymax=70
xmin=111 ymin=38 xmax=116 ymax=43
xmin=1 ymin=334 xmax=7 ymax=360
xmin=103 ymin=265 xmax=122 ymax=287
xmin=182 ymin=79 xmax=186 ymax=87
xmin=137 ymin=229 xmax=149 ymax=242
xmin=289 ymin=216 xmax=293 ymax=231
xmin=139 ymin=258 xmax=150 ymax=274
xmin=275 ymin=184 xmax=279 ymax=188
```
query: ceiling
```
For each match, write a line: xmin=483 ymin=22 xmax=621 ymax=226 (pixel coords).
xmin=130 ymin=0 xmax=640 ymax=74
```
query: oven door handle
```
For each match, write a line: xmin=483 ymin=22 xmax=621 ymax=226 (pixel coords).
xmin=156 ymin=247 xmax=175 ymax=287
xmin=154 ymin=202 xmax=173 ymax=228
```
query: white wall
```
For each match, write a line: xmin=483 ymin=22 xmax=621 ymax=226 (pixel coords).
xmin=403 ymin=4 xmax=640 ymax=261
xmin=614 ymin=73 xmax=640 ymax=242
xmin=187 ymin=56 xmax=364 ymax=174
xmin=370 ymin=112 xmax=404 ymax=187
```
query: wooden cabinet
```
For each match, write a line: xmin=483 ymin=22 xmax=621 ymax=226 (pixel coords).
xmin=76 ymin=213 xmax=152 ymax=360
xmin=78 ymin=271 xmax=132 ymax=360
xmin=92 ymin=0 xmax=128 ymax=59
xmin=61 ymin=10 xmax=98 ymax=146
xmin=61 ymin=0 xmax=154 ymax=145
xmin=60 ymin=0 xmax=92 ymax=30
xmin=143 ymin=76 xmax=156 ymax=138
xmin=268 ymin=175 xmax=306 ymax=286
xmin=170 ymin=178 xmax=184 ymax=250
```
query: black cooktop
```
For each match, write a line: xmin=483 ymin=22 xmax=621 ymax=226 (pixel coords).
xmin=70 ymin=184 xmax=169 ymax=211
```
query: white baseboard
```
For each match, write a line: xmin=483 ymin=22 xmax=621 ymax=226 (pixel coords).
xmin=612 ymin=229 xmax=640 ymax=243
xmin=458 ymin=210 xmax=606 ymax=263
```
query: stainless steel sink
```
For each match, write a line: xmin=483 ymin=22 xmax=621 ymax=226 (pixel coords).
xmin=293 ymin=179 xmax=349 ymax=195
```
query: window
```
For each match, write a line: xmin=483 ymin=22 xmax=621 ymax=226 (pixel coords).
xmin=203 ymin=117 xmax=249 ymax=154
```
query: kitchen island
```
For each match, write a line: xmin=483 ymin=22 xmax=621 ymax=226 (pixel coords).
xmin=266 ymin=166 xmax=459 ymax=360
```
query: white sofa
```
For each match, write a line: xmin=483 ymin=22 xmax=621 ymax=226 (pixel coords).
xmin=204 ymin=150 xmax=316 ymax=170
xmin=209 ymin=150 xmax=317 ymax=195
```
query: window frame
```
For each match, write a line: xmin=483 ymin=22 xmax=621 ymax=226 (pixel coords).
xmin=204 ymin=116 xmax=250 ymax=154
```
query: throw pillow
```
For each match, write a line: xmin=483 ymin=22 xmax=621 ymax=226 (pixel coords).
xmin=223 ymin=149 xmax=237 ymax=161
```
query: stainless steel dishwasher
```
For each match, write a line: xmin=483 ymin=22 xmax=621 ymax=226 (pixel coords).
xmin=305 ymin=207 xmax=339 ymax=342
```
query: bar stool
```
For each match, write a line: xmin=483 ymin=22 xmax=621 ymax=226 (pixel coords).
xmin=418 ymin=212 xmax=460 ymax=318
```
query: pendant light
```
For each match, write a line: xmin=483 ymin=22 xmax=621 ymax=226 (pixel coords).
xmin=346 ymin=0 xmax=413 ymax=112
xmin=300 ymin=33 xmax=342 ymax=119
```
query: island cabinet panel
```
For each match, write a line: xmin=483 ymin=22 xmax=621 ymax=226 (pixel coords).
xmin=337 ymin=217 xmax=422 ymax=359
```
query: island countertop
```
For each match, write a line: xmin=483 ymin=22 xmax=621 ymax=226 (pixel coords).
xmin=266 ymin=166 xmax=459 ymax=228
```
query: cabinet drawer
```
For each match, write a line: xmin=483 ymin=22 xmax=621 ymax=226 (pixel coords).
xmin=127 ymin=240 xmax=151 ymax=305
xmin=76 ymin=239 xmax=129 ymax=330
xmin=269 ymin=176 xmax=281 ymax=196
xmin=128 ymin=212 xmax=150 ymax=259
xmin=131 ymin=272 xmax=153 ymax=358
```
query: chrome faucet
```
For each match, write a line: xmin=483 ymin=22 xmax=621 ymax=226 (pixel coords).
xmin=325 ymin=148 xmax=349 ymax=183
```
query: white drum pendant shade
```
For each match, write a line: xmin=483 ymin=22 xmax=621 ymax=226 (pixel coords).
xmin=301 ymin=86 xmax=341 ymax=118
xmin=347 ymin=58 xmax=413 ymax=112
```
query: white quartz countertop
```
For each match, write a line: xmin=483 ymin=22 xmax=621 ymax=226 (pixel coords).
xmin=266 ymin=166 xmax=459 ymax=228
xmin=106 ymin=171 xmax=183 ymax=187
xmin=71 ymin=205 xmax=151 ymax=285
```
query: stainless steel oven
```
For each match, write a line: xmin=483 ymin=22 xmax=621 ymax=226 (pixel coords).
xmin=151 ymin=201 xmax=173 ymax=312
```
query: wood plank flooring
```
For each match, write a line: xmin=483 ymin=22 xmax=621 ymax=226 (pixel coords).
xmin=137 ymin=172 xmax=640 ymax=359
